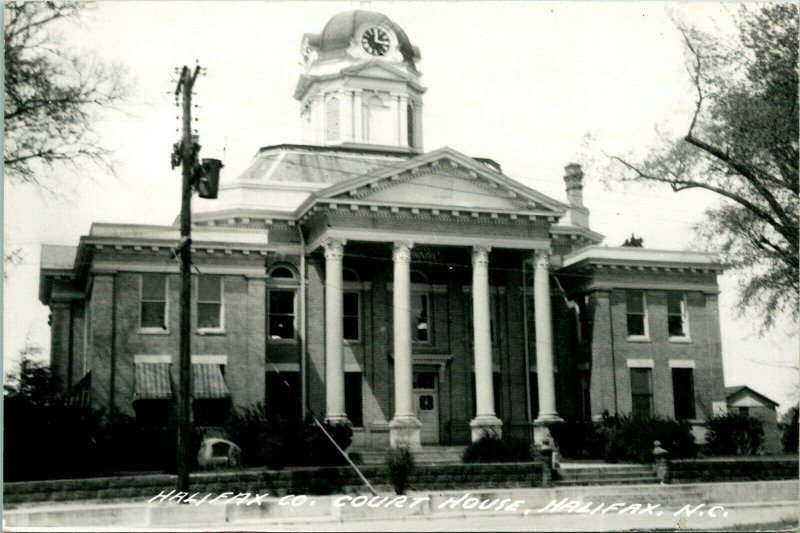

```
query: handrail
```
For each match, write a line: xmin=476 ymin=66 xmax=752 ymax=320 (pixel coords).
xmin=311 ymin=415 xmax=377 ymax=496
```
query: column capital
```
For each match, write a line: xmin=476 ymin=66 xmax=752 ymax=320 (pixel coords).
xmin=323 ymin=238 xmax=346 ymax=260
xmin=392 ymin=241 xmax=414 ymax=263
xmin=472 ymin=246 xmax=491 ymax=267
xmin=534 ymin=250 xmax=550 ymax=267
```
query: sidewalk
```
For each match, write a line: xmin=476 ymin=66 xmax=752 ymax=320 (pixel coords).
xmin=4 ymin=480 xmax=797 ymax=530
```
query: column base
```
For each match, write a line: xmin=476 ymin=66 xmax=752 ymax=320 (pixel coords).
xmin=469 ymin=415 xmax=503 ymax=441
xmin=532 ymin=416 xmax=564 ymax=445
xmin=324 ymin=414 xmax=351 ymax=427
xmin=389 ymin=416 xmax=422 ymax=449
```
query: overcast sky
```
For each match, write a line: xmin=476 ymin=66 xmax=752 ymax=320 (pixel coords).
xmin=4 ymin=1 xmax=798 ymax=411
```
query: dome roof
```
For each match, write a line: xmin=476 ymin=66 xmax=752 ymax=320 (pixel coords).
xmin=306 ymin=10 xmax=419 ymax=66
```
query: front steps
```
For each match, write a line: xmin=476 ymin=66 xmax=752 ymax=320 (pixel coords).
xmin=555 ymin=463 xmax=659 ymax=486
xmin=349 ymin=446 xmax=465 ymax=466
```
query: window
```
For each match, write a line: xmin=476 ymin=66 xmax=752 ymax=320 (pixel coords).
xmin=625 ymin=290 xmax=647 ymax=337
xmin=268 ymin=290 xmax=295 ymax=339
xmin=407 ymin=103 xmax=414 ymax=147
xmin=667 ymin=292 xmax=689 ymax=338
xmin=345 ymin=372 xmax=363 ymax=427
xmin=489 ymin=292 xmax=499 ymax=344
xmin=343 ymin=292 xmax=360 ymax=341
xmin=133 ymin=399 xmax=172 ymax=428
xmin=197 ymin=275 xmax=223 ymax=330
xmin=737 ymin=407 xmax=750 ymax=417
xmin=266 ymin=371 xmax=301 ymax=422
xmin=412 ymin=294 xmax=429 ymax=342
xmin=269 ymin=266 xmax=296 ymax=279
xmin=326 ymin=97 xmax=340 ymax=141
xmin=193 ymin=398 xmax=230 ymax=426
xmin=630 ymin=368 xmax=653 ymax=417
xmin=672 ymin=368 xmax=696 ymax=419
xmin=577 ymin=294 xmax=590 ymax=342
xmin=141 ymin=273 xmax=167 ymax=330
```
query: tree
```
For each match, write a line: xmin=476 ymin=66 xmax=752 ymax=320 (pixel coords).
xmin=607 ymin=5 xmax=798 ymax=330
xmin=622 ymin=234 xmax=644 ymax=248
xmin=4 ymin=1 xmax=128 ymax=188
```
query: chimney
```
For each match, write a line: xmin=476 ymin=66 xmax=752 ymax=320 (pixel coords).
xmin=564 ymin=163 xmax=584 ymax=208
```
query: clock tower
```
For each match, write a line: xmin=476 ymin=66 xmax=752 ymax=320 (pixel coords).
xmin=295 ymin=11 xmax=425 ymax=152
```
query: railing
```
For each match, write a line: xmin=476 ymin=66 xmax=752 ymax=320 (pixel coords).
xmin=66 ymin=372 xmax=91 ymax=409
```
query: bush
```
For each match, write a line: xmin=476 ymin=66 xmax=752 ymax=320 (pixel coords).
xmin=462 ymin=433 xmax=533 ymax=463
xmin=549 ymin=420 xmax=605 ymax=459
xmin=706 ymin=413 xmax=764 ymax=455
xmin=781 ymin=407 xmax=798 ymax=454
xmin=598 ymin=414 xmax=696 ymax=463
xmin=225 ymin=406 xmax=353 ymax=468
xmin=386 ymin=448 xmax=415 ymax=494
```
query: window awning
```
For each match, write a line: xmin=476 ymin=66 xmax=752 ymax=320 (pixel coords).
xmin=134 ymin=362 xmax=173 ymax=400
xmin=192 ymin=363 xmax=230 ymax=399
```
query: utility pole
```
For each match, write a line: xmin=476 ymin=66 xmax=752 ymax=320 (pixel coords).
xmin=174 ymin=64 xmax=201 ymax=493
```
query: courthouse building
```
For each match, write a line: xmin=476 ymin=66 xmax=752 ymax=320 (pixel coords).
xmin=39 ymin=10 xmax=727 ymax=448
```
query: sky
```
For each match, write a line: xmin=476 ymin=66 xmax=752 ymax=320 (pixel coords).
xmin=3 ymin=1 xmax=798 ymax=412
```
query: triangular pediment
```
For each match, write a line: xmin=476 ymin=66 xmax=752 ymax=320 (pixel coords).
xmin=310 ymin=147 xmax=567 ymax=215
xmin=341 ymin=61 xmax=416 ymax=83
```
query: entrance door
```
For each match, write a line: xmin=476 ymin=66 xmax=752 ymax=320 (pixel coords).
xmin=413 ymin=372 xmax=439 ymax=444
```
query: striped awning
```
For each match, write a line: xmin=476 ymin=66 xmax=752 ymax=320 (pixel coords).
xmin=192 ymin=363 xmax=230 ymax=399
xmin=134 ymin=362 xmax=173 ymax=400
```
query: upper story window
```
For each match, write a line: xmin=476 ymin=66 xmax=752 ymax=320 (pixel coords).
xmin=197 ymin=275 xmax=223 ymax=331
xmin=268 ymin=291 xmax=295 ymax=340
xmin=140 ymin=273 xmax=167 ymax=331
xmin=667 ymin=292 xmax=689 ymax=339
xmin=410 ymin=270 xmax=430 ymax=343
xmin=343 ymin=268 xmax=361 ymax=342
xmin=326 ymin=97 xmax=340 ymax=141
xmin=625 ymin=290 xmax=648 ymax=339
xmin=267 ymin=264 xmax=298 ymax=341
xmin=269 ymin=266 xmax=296 ymax=279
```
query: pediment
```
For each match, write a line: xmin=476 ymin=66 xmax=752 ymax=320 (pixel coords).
xmin=316 ymin=147 xmax=567 ymax=216
xmin=341 ymin=61 xmax=415 ymax=83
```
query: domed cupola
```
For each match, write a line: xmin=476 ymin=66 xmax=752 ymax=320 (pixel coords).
xmin=295 ymin=10 xmax=425 ymax=152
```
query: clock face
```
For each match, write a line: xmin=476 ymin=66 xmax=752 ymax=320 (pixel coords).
xmin=361 ymin=27 xmax=390 ymax=56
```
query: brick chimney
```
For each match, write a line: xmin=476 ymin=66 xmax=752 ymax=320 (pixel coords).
xmin=563 ymin=163 xmax=584 ymax=208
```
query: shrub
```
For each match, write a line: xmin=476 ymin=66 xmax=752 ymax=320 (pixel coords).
xmin=225 ymin=407 xmax=353 ymax=468
xmin=598 ymin=414 xmax=696 ymax=463
xmin=781 ymin=406 xmax=798 ymax=454
xmin=386 ymin=448 xmax=415 ymax=494
xmin=462 ymin=433 xmax=533 ymax=463
xmin=706 ymin=413 xmax=764 ymax=455
xmin=549 ymin=420 xmax=605 ymax=459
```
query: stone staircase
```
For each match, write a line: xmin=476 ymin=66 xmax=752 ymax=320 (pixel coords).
xmin=554 ymin=463 xmax=660 ymax=486
xmin=349 ymin=446 xmax=465 ymax=466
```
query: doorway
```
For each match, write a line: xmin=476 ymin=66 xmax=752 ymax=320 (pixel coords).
xmin=413 ymin=371 xmax=439 ymax=444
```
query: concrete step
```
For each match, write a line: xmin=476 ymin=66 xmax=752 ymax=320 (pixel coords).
xmin=554 ymin=476 xmax=660 ymax=487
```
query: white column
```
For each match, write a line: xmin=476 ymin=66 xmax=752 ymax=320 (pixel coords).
xmin=469 ymin=246 xmax=503 ymax=441
xmin=324 ymin=238 xmax=348 ymax=424
xmin=389 ymin=241 xmax=422 ymax=448
xmin=533 ymin=250 xmax=561 ymax=423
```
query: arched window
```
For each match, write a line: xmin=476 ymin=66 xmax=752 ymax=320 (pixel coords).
xmin=269 ymin=266 xmax=296 ymax=279
xmin=326 ymin=97 xmax=340 ymax=141
xmin=410 ymin=270 xmax=427 ymax=284
xmin=343 ymin=268 xmax=360 ymax=282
